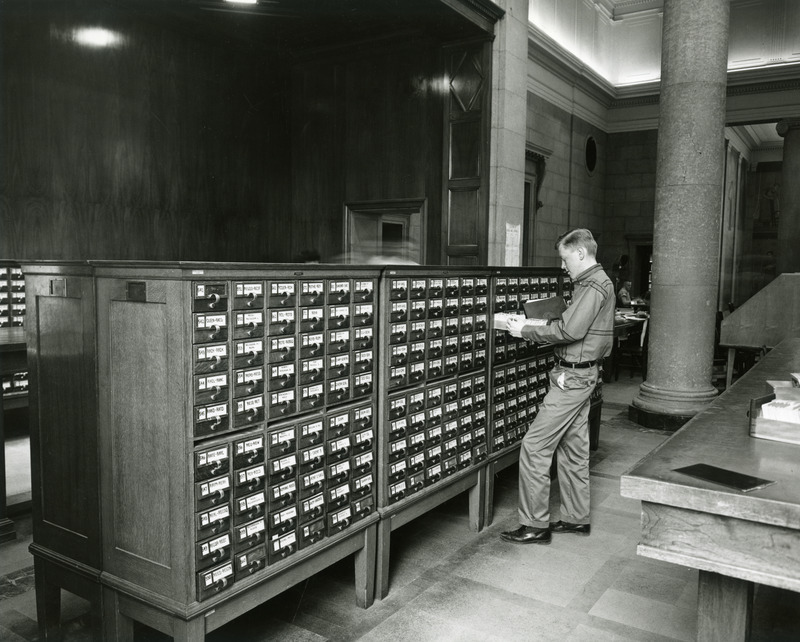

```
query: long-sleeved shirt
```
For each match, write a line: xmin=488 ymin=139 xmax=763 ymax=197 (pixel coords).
xmin=520 ymin=263 xmax=615 ymax=363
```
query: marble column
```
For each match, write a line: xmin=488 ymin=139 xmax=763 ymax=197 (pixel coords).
xmin=631 ymin=0 xmax=730 ymax=429
xmin=776 ymin=119 xmax=800 ymax=275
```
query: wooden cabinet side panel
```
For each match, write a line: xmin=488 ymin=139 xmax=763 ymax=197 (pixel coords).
xmin=98 ymin=278 xmax=190 ymax=603
xmin=27 ymin=274 xmax=100 ymax=567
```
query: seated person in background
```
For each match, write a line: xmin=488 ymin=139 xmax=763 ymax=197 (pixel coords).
xmin=617 ymin=280 xmax=632 ymax=307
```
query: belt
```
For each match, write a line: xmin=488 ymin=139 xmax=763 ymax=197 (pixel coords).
xmin=557 ymin=358 xmax=597 ymax=369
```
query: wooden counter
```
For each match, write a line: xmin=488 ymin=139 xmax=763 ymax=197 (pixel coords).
xmin=621 ymin=337 xmax=800 ymax=641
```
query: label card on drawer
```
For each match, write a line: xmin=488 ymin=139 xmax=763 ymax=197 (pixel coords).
xmin=328 ymin=280 xmax=350 ymax=304
xmin=197 ymin=373 xmax=228 ymax=396
xmin=354 ymin=327 xmax=373 ymax=349
xmin=300 ymin=308 xmax=324 ymax=332
xmin=234 ymin=395 xmax=264 ymax=426
xmin=352 ymin=473 xmax=373 ymax=496
xmin=195 ymin=343 xmax=228 ymax=373
xmin=235 ymin=282 xmax=263 ymax=299
xmin=353 ymin=450 xmax=373 ymax=473
xmin=300 ymin=518 xmax=325 ymax=549
xmin=236 ymin=518 xmax=266 ymax=544
xmin=353 ymin=405 xmax=373 ymax=428
xmin=235 ymin=311 xmax=264 ymax=334
xmin=271 ymin=506 xmax=298 ymax=528
xmin=353 ymin=280 xmax=374 ymax=302
xmin=328 ymin=305 xmax=350 ymax=329
xmin=269 ymin=282 xmax=296 ymax=304
xmin=269 ymin=427 xmax=296 ymax=453
xmin=299 ymin=358 xmax=323 ymax=384
xmin=198 ymin=562 xmax=234 ymax=600
xmin=235 ymin=340 xmax=264 ymax=367
xmin=269 ymin=390 xmax=296 ymax=417
xmin=299 ymin=420 xmax=324 ymax=447
xmin=271 ymin=530 xmax=297 ymax=556
xmin=235 ymin=367 xmax=264 ymax=395
xmin=329 ymin=506 xmax=352 ymax=531
xmin=196 ymin=313 xmax=227 ymax=330
xmin=234 ymin=435 xmax=264 ymax=466
xmin=270 ymin=454 xmax=297 ymax=476
xmin=300 ymin=493 xmax=324 ymax=518
xmin=271 ymin=479 xmax=297 ymax=504
xmin=199 ymin=475 xmax=230 ymax=499
xmin=197 ymin=505 xmax=231 ymax=540
xmin=196 ymin=445 xmax=229 ymax=468
xmin=235 ymin=545 xmax=266 ymax=579
xmin=300 ymin=281 xmax=324 ymax=305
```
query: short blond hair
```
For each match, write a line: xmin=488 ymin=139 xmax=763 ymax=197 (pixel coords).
xmin=555 ymin=228 xmax=597 ymax=257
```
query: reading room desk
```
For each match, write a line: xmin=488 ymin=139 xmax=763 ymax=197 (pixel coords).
xmin=620 ymin=337 xmax=800 ymax=641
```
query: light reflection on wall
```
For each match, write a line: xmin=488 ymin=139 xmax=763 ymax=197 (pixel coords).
xmin=71 ymin=27 xmax=124 ymax=48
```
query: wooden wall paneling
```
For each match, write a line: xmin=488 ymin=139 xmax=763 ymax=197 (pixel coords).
xmin=1 ymin=5 xmax=292 ymax=263
xmin=441 ymin=39 xmax=493 ymax=265
xmin=342 ymin=41 xmax=445 ymax=263
xmin=290 ymin=61 xmax=347 ymax=263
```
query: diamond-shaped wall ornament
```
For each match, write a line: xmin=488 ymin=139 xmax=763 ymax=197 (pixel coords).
xmin=450 ymin=52 xmax=484 ymax=113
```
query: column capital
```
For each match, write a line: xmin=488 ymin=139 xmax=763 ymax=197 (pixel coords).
xmin=776 ymin=118 xmax=800 ymax=137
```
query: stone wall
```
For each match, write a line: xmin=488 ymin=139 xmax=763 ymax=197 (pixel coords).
xmin=525 ymin=93 xmax=608 ymax=266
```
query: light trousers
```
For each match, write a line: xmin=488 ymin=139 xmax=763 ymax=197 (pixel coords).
xmin=517 ymin=365 xmax=598 ymax=528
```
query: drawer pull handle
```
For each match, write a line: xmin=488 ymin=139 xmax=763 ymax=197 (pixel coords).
xmin=210 ymin=387 xmax=224 ymax=401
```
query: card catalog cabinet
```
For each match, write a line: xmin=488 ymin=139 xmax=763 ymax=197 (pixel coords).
xmin=377 ymin=268 xmax=493 ymax=508
xmin=488 ymin=268 xmax=569 ymax=457
xmin=23 ymin=262 xmax=380 ymax=640
xmin=0 ymin=260 xmax=26 ymax=328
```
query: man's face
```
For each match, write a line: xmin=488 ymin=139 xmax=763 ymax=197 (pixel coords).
xmin=558 ymin=244 xmax=583 ymax=279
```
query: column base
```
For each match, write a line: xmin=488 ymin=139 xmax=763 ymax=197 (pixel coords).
xmin=628 ymin=404 xmax=691 ymax=431
xmin=629 ymin=380 xmax=718 ymax=431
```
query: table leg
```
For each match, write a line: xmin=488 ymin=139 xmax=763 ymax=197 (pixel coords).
xmin=697 ymin=570 xmax=753 ymax=642
xmin=726 ymin=347 xmax=736 ymax=390
xmin=354 ymin=522 xmax=376 ymax=608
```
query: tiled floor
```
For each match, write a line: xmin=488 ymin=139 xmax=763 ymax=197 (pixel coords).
xmin=2 ymin=377 xmax=799 ymax=641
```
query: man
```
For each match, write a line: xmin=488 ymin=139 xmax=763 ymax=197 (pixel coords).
xmin=501 ymin=229 xmax=615 ymax=544
xmin=617 ymin=280 xmax=632 ymax=307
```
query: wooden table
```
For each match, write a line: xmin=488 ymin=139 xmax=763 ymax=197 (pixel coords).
xmin=602 ymin=314 xmax=646 ymax=382
xmin=621 ymin=337 xmax=800 ymax=641
xmin=0 ymin=326 xmax=27 ymax=543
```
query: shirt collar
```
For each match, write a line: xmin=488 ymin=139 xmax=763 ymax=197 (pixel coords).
xmin=573 ymin=263 xmax=603 ymax=283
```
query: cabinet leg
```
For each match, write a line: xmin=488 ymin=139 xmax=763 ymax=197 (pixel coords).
xmin=376 ymin=517 xmax=392 ymax=600
xmin=102 ymin=587 xmax=134 ymax=642
xmin=697 ymin=570 xmax=753 ymax=642
xmin=484 ymin=463 xmax=496 ymax=527
xmin=171 ymin=616 xmax=206 ymax=642
xmin=34 ymin=557 xmax=62 ymax=641
xmin=354 ymin=522 xmax=376 ymax=608
xmin=468 ymin=467 xmax=486 ymax=532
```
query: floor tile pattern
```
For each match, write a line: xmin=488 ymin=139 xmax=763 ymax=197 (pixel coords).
xmin=2 ymin=379 xmax=799 ymax=641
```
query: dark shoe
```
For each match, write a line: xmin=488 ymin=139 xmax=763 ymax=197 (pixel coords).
xmin=500 ymin=525 xmax=552 ymax=545
xmin=550 ymin=521 xmax=591 ymax=536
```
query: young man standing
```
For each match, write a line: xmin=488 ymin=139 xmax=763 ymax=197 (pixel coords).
xmin=501 ymin=229 xmax=615 ymax=544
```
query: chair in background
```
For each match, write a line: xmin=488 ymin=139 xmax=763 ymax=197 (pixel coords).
xmin=615 ymin=318 xmax=648 ymax=380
